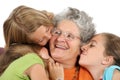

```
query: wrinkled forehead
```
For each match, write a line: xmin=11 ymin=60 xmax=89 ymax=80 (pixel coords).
xmin=56 ymin=20 xmax=80 ymax=35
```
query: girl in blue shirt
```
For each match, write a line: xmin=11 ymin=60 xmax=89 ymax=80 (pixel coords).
xmin=79 ymin=33 xmax=120 ymax=80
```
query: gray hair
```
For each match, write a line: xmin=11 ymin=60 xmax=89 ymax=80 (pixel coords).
xmin=54 ymin=7 xmax=96 ymax=43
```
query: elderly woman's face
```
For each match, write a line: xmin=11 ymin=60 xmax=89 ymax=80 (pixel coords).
xmin=49 ymin=20 xmax=81 ymax=62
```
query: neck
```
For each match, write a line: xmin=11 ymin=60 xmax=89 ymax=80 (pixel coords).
xmin=63 ymin=59 xmax=77 ymax=69
xmin=85 ymin=66 xmax=104 ymax=80
xmin=56 ymin=58 xmax=77 ymax=69
xmin=63 ymin=63 xmax=76 ymax=69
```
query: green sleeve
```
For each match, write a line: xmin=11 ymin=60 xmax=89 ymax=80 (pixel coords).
xmin=0 ymin=53 xmax=44 ymax=80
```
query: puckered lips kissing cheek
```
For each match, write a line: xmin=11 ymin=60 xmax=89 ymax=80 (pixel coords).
xmin=80 ymin=50 xmax=88 ymax=59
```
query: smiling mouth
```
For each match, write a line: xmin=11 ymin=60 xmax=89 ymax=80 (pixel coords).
xmin=55 ymin=44 xmax=68 ymax=50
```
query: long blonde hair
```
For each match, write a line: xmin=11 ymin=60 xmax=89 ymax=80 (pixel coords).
xmin=3 ymin=5 xmax=54 ymax=50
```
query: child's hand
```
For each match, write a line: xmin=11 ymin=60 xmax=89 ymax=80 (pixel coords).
xmin=39 ymin=47 xmax=54 ymax=63
xmin=48 ymin=62 xmax=64 ymax=80
xmin=38 ymin=47 xmax=50 ymax=59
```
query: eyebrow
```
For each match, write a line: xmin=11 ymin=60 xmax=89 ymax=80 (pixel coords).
xmin=90 ymin=40 xmax=97 ymax=44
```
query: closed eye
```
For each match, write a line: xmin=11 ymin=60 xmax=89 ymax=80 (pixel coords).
xmin=89 ymin=41 xmax=96 ymax=47
xmin=89 ymin=44 xmax=95 ymax=47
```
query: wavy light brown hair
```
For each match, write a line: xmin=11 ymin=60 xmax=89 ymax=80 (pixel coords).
xmin=99 ymin=33 xmax=120 ymax=66
xmin=3 ymin=5 xmax=54 ymax=50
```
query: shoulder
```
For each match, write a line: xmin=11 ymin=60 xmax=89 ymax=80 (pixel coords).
xmin=103 ymin=65 xmax=120 ymax=80
xmin=20 ymin=53 xmax=44 ymax=65
xmin=10 ymin=53 xmax=44 ymax=70
xmin=112 ymin=69 xmax=120 ymax=80
xmin=20 ymin=53 xmax=43 ymax=61
xmin=104 ymin=65 xmax=120 ymax=73
xmin=25 ymin=63 xmax=44 ymax=74
xmin=25 ymin=63 xmax=48 ymax=80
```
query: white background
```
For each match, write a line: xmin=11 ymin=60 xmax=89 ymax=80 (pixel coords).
xmin=0 ymin=0 xmax=120 ymax=47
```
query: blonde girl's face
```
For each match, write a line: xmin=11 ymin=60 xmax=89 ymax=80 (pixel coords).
xmin=30 ymin=25 xmax=53 ymax=46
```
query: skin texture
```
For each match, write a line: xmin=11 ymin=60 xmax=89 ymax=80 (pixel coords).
xmin=79 ymin=33 xmax=120 ymax=80
xmin=49 ymin=7 xmax=96 ymax=80
xmin=112 ymin=69 xmax=120 ymax=80
xmin=25 ymin=64 xmax=49 ymax=80
xmin=0 ymin=5 xmax=60 ymax=80
xmin=30 ymin=25 xmax=53 ymax=46
xmin=50 ymin=20 xmax=81 ymax=68
xmin=79 ymin=34 xmax=105 ymax=69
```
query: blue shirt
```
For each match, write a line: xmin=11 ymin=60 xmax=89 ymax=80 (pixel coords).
xmin=103 ymin=65 xmax=120 ymax=80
